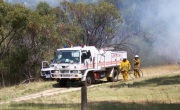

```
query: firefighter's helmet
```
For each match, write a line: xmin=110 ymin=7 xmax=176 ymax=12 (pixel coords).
xmin=135 ymin=55 xmax=139 ymax=58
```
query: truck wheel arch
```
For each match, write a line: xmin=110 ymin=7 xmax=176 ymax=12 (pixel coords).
xmin=82 ymin=71 xmax=95 ymax=86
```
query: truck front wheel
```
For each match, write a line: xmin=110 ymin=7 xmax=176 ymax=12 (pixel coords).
xmin=83 ymin=75 xmax=91 ymax=86
xmin=83 ymin=73 xmax=95 ymax=86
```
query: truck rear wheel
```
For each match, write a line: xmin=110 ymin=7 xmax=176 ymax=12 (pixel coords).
xmin=109 ymin=69 xmax=119 ymax=82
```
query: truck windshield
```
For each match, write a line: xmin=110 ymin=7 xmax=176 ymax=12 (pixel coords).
xmin=54 ymin=50 xmax=80 ymax=63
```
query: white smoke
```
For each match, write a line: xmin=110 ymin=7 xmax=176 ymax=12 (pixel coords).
xmin=152 ymin=0 xmax=180 ymax=61
xmin=123 ymin=0 xmax=180 ymax=65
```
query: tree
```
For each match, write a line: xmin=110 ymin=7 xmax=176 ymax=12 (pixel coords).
xmin=36 ymin=1 xmax=52 ymax=16
xmin=0 ymin=2 xmax=34 ymax=85
xmin=61 ymin=1 xmax=122 ymax=48
xmin=0 ymin=2 xmax=31 ymax=58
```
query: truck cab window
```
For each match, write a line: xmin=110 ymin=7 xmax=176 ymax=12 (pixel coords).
xmin=87 ymin=50 xmax=92 ymax=61
xmin=54 ymin=50 xmax=80 ymax=63
xmin=81 ymin=52 xmax=87 ymax=63
xmin=81 ymin=50 xmax=92 ymax=63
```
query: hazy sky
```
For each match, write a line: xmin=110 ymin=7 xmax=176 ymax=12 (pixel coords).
xmin=5 ymin=0 xmax=97 ymax=7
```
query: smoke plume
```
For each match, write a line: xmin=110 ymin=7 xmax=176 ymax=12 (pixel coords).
xmin=139 ymin=0 xmax=180 ymax=65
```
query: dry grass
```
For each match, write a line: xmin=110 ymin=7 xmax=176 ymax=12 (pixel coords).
xmin=1 ymin=74 xmax=179 ymax=110
xmin=142 ymin=64 xmax=180 ymax=77
xmin=0 ymin=64 xmax=180 ymax=110
xmin=0 ymin=81 xmax=55 ymax=102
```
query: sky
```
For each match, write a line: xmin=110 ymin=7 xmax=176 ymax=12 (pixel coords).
xmin=4 ymin=0 xmax=98 ymax=7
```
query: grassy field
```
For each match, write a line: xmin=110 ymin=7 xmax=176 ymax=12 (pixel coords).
xmin=0 ymin=65 xmax=180 ymax=110
xmin=0 ymin=81 xmax=55 ymax=102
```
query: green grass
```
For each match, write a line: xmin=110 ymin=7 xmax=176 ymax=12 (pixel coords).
xmin=0 ymin=73 xmax=180 ymax=110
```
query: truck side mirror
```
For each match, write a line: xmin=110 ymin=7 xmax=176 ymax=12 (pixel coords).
xmin=42 ymin=61 xmax=49 ymax=68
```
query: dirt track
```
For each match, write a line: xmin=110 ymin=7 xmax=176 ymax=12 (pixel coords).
xmin=0 ymin=65 xmax=180 ymax=104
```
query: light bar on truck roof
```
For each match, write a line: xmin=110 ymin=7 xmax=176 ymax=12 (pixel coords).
xmin=63 ymin=44 xmax=68 ymax=48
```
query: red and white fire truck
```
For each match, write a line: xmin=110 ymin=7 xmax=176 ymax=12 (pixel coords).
xmin=41 ymin=45 xmax=127 ymax=86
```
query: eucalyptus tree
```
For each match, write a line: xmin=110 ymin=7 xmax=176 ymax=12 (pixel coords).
xmin=0 ymin=1 xmax=34 ymax=85
xmin=0 ymin=1 xmax=30 ymax=59
xmin=61 ymin=1 xmax=122 ymax=48
xmin=36 ymin=1 xmax=52 ymax=16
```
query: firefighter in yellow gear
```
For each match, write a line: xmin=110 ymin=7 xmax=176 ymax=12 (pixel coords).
xmin=120 ymin=58 xmax=131 ymax=81
xmin=134 ymin=55 xmax=141 ymax=78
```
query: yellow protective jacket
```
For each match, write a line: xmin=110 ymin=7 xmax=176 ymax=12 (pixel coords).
xmin=120 ymin=60 xmax=131 ymax=71
xmin=134 ymin=59 xmax=140 ymax=69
